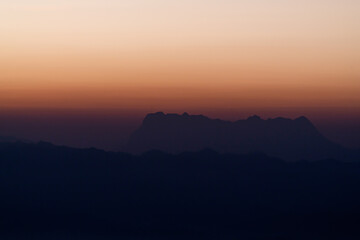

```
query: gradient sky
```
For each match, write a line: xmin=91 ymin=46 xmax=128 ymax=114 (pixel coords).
xmin=1 ymin=0 xmax=360 ymax=111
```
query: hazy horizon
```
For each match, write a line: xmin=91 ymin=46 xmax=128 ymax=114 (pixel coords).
xmin=1 ymin=0 xmax=359 ymax=150
xmin=1 ymin=1 xmax=360 ymax=111
xmin=2 ymin=2 xmax=360 ymax=237
xmin=1 ymin=108 xmax=359 ymax=151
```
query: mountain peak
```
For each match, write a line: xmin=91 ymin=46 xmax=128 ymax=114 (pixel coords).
xmin=127 ymin=112 xmax=342 ymax=161
xmin=295 ymin=116 xmax=311 ymax=123
xmin=247 ymin=115 xmax=262 ymax=121
xmin=151 ymin=112 xmax=166 ymax=117
xmin=143 ymin=112 xmax=165 ymax=124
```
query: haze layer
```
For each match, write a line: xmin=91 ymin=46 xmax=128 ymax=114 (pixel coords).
xmin=1 ymin=0 xmax=359 ymax=111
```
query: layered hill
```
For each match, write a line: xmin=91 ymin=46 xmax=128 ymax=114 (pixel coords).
xmin=1 ymin=141 xmax=360 ymax=238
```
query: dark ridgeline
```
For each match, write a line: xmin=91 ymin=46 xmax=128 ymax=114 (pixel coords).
xmin=1 ymin=141 xmax=360 ymax=239
xmin=1 ymin=113 xmax=360 ymax=239
xmin=127 ymin=112 xmax=353 ymax=161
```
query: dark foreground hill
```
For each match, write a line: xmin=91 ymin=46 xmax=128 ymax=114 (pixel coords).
xmin=1 ymin=141 xmax=360 ymax=239
xmin=127 ymin=112 xmax=355 ymax=161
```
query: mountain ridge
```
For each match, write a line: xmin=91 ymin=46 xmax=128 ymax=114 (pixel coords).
xmin=1 ymin=140 xmax=360 ymax=238
xmin=127 ymin=112 xmax=352 ymax=161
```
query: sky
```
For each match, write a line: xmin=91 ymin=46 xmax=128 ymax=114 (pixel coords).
xmin=0 ymin=0 xmax=359 ymax=149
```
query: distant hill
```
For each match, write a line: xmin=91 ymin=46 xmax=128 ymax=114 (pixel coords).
xmin=127 ymin=112 xmax=355 ymax=161
xmin=0 ymin=135 xmax=29 ymax=143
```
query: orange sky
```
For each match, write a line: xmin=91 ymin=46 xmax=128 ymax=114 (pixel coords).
xmin=1 ymin=0 xmax=360 ymax=112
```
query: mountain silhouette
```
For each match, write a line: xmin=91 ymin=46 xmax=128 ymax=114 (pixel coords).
xmin=1 ymin=141 xmax=360 ymax=238
xmin=127 ymin=112 xmax=353 ymax=161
